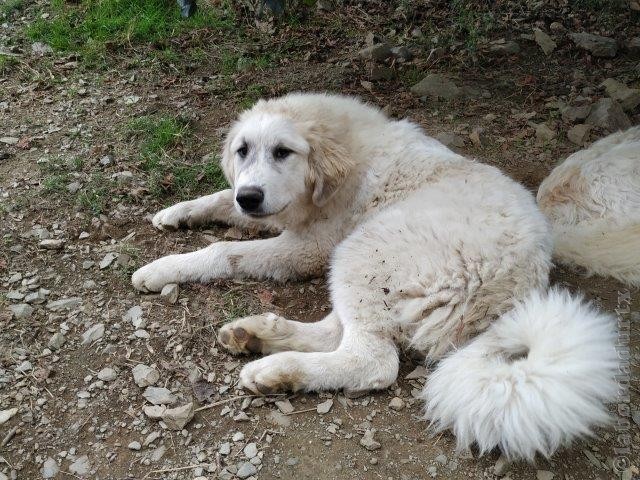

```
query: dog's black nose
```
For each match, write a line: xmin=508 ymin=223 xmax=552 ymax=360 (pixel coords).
xmin=236 ymin=186 xmax=264 ymax=212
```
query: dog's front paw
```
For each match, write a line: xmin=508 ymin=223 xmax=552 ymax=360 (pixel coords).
xmin=239 ymin=354 xmax=306 ymax=395
xmin=152 ymin=202 xmax=198 ymax=231
xmin=131 ymin=257 xmax=180 ymax=292
xmin=217 ymin=313 xmax=282 ymax=355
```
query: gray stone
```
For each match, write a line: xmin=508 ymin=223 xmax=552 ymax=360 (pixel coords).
xmin=317 ymin=399 xmax=333 ymax=414
xmin=97 ymin=367 xmax=117 ymax=382
xmin=219 ymin=442 xmax=231 ymax=455
xmin=534 ymin=28 xmax=556 ymax=55
xmin=244 ymin=442 xmax=258 ymax=459
xmin=360 ymin=429 xmax=381 ymax=451
xmin=629 ymin=37 xmax=640 ymax=56
xmin=411 ymin=74 xmax=462 ymax=100
xmin=69 ymin=455 xmax=90 ymax=476
xmin=161 ymin=402 xmax=194 ymax=430
xmin=39 ymin=239 xmax=64 ymax=250
xmin=6 ymin=290 xmax=24 ymax=301
xmin=143 ymin=387 xmax=177 ymax=405
xmin=132 ymin=364 xmax=159 ymax=387
xmin=81 ymin=323 xmax=105 ymax=345
xmin=0 ymin=136 xmax=19 ymax=145
xmin=99 ymin=252 xmax=117 ymax=269
xmin=143 ymin=405 xmax=166 ymax=419
xmin=586 ymin=98 xmax=632 ymax=131
xmin=41 ymin=457 xmax=59 ymax=479
xmin=388 ymin=397 xmax=405 ymax=411
xmin=47 ymin=297 xmax=82 ymax=311
xmin=0 ymin=407 xmax=18 ymax=425
xmin=358 ymin=43 xmax=392 ymax=61
xmin=123 ymin=305 xmax=144 ymax=328
xmin=82 ymin=261 xmax=94 ymax=270
xmin=275 ymin=399 xmax=294 ymax=414
xmin=31 ymin=42 xmax=53 ymax=55
xmin=601 ymin=78 xmax=640 ymax=112
xmin=48 ymin=332 xmax=66 ymax=350
xmin=236 ymin=462 xmax=257 ymax=479
xmin=535 ymin=123 xmax=556 ymax=142
xmin=570 ymin=32 xmax=617 ymax=58
xmin=150 ymin=445 xmax=166 ymax=462
xmin=16 ymin=360 xmax=32 ymax=373
xmin=128 ymin=441 xmax=141 ymax=450
xmin=25 ymin=289 xmax=47 ymax=304
xmin=567 ymin=124 xmax=592 ymax=146
xmin=561 ymin=103 xmax=592 ymax=123
xmin=66 ymin=181 xmax=82 ymax=194
xmin=9 ymin=303 xmax=34 ymax=319
xmin=160 ymin=284 xmax=179 ymax=305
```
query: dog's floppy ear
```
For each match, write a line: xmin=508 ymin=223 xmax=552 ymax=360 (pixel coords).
xmin=305 ymin=123 xmax=354 ymax=207
xmin=220 ymin=122 xmax=240 ymax=186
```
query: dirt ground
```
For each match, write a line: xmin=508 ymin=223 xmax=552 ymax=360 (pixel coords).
xmin=1 ymin=1 xmax=639 ymax=479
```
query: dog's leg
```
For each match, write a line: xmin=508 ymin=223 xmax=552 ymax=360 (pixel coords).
xmin=152 ymin=189 xmax=276 ymax=232
xmin=131 ymin=231 xmax=328 ymax=292
xmin=238 ymin=327 xmax=398 ymax=395
xmin=217 ymin=311 xmax=342 ymax=355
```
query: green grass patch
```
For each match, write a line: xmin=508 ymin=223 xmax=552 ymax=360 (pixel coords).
xmin=1 ymin=0 xmax=24 ymax=16
xmin=450 ymin=0 xmax=495 ymax=50
xmin=77 ymin=174 xmax=109 ymax=215
xmin=0 ymin=54 xmax=18 ymax=74
xmin=239 ymin=83 xmax=266 ymax=109
xmin=127 ymin=115 xmax=228 ymax=201
xmin=26 ymin=0 xmax=235 ymax=59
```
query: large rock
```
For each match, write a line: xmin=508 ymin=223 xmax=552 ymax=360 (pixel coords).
xmin=411 ymin=74 xmax=462 ymax=100
xmin=9 ymin=303 xmax=34 ymax=319
xmin=586 ymin=98 xmax=631 ymax=131
xmin=358 ymin=43 xmax=392 ymax=61
xmin=46 ymin=297 xmax=82 ymax=311
xmin=161 ymin=402 xmax=194 ymax=430
xmin=570 ymin=32 xmax=617 ymax=58
xmin=567 ymin=124 xmax=592 ymax=146
xmin=69 ymin=455 xmax=91 ymax=476
xmin=143 ymin=387 xmax=177 ymax=405
xmin=41 ymin=457 xmax=59 ymax=478
xmin=132 ymin=364 xmax=160 ymax=387
xmin=561 ymin=103 xmax=592 ymax=123
xmin=601 ymin=78 xmax=640 ymax=112
xmin=534 ymin=28 xmax=556 ymax=55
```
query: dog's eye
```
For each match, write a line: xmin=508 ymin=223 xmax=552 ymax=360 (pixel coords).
xmin=273 ymin=147 xmax=293 ymax=160
xmin=237 ymin=144 xmax=248 ymax=158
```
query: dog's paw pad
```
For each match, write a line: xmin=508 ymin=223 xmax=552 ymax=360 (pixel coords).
xmin=217 ymin=325 xmax=263 ymax=355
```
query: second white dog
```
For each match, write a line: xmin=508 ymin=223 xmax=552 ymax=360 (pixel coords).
xmin=132 ymin=93 xmax=619 ymax=461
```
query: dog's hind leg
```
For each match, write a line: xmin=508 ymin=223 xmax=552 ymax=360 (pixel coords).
xmin=217 ymin=312 xmax=343 ymax=355
xmin=238 ymin=326 xmax=399 ymax=395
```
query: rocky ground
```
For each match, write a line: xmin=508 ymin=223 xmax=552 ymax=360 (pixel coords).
xmin=1 ymin=0 xmax=639 ymax=479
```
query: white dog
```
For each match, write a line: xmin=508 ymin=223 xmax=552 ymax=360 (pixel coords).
xmin=132 ymin=93 xmax=618 ymax=461
xmin=538 ymin=126 xmax=640 ymax=286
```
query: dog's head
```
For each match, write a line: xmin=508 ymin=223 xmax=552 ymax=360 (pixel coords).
xmin=220 ymin=101 xmax=352 ymax=221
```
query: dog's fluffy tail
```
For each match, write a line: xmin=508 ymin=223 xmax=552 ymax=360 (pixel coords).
xmin=552 ymin=221 xmax=640 ymax=287
xmin=422 ymin=289 xmax=619 ymax=461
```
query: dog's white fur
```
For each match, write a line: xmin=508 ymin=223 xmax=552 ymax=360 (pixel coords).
xmin=537 ymin=126 xmax=640 ymax=286
xmin=132 ymin=93 xmax=619 ymax=460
